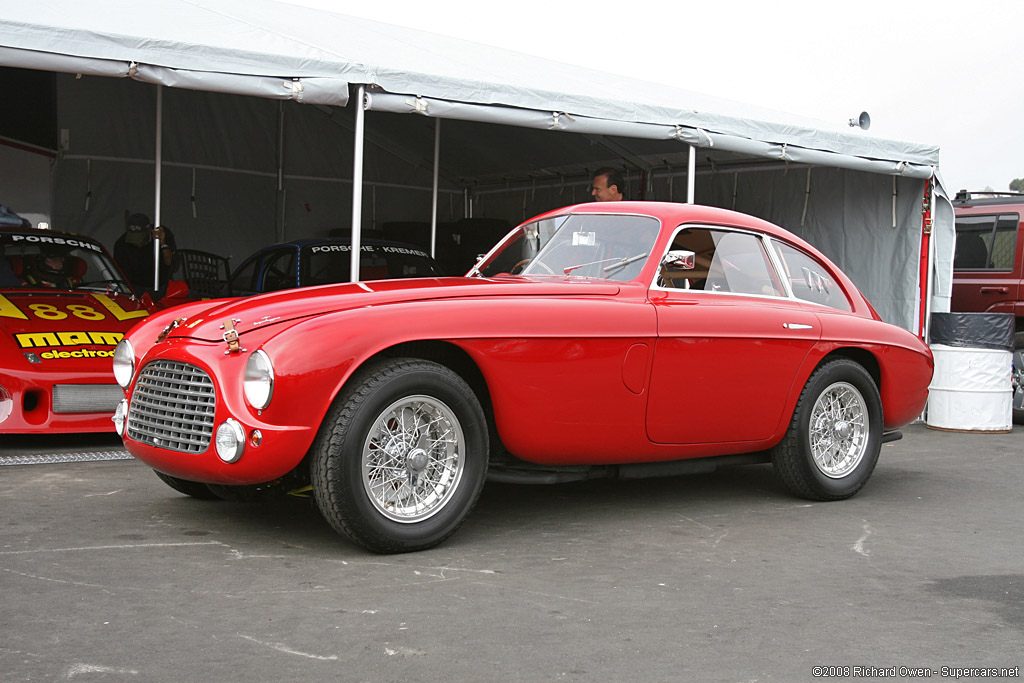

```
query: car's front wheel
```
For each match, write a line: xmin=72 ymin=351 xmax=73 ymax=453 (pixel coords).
xmin=154 ymin=471 xmax=219 ymax=499
xmin=772 ymin=358 xmax=882 ymax=501
xmin=311 ymin=358 xmax=488 ymax=553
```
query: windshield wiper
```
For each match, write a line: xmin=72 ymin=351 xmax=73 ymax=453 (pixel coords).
xmin=563 ymin=257 xmax=628 ymax=275
xmin=602 ymin=252 xmax=648 ymax=274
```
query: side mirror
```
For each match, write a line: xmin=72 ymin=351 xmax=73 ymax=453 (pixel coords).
xmin=661 ymin=249 xmax=695 ymax=270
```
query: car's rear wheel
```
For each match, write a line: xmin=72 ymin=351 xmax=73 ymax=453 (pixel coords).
xmin=1012 ymin=331 xmax=1024 ymax=425
xmin=154 ymin=471 xmax=219 ymax=499
xmin=772 ymin=358 xmax=882 ymax=501
xmin=311 ymin=358 xmax=488 ymax=553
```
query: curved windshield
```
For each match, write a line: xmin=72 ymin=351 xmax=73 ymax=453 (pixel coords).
xmin=473 ymin=215 xmax=567 ymax=277
xmin=475 ymin=213 xmax=660 ymax=281
xmin=0 ymin=231 xmax=134 ymax=295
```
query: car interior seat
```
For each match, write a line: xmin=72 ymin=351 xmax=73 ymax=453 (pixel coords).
xmin=954 ymin=232 xmax=988 ymax=269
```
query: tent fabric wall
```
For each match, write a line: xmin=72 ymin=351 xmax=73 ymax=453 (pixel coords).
xmin=0 ymin=0 xmax=953 ymax=334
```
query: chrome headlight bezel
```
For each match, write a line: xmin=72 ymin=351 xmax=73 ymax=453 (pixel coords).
xmin=243 ymin=350 xmax=275 ymax=410
xmin=112 ymin=398 xmax=128 ymax=436
xmin=215 ymin=419 xmax=246 ymax=463
xmin=112 ymin=339 xmax=136 ymax=388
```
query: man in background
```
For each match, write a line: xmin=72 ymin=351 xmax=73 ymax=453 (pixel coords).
xmin=591 ymin=168 xmax=625 ymax=202
xmin=114 ymin=212 xmax=176 ymax=297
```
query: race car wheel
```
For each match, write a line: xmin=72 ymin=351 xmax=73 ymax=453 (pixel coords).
xmin=771 ymin=358 xmax=882 ymax=501
xmin=1012 ymin=332 xmax=1024 ymax=425
xmin=154 ymin=471 xmax=219 ymax=500
xmin=312 ymin=358 xmax=488 ymax=554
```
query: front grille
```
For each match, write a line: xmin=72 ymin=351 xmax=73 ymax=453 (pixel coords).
xmin=127 ymin=360 xmax=216 ymax=453
xmin=52 ymin=384 xmax=123 ymax=414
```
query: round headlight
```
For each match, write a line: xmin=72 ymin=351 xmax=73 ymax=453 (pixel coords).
xmin=112 ymin=398 xmax=127 ymax=436
xmin=215 ymin=419 xmax=246 ymax=463
xmin=112 ymin=339 xmax=135 ymax=388
xmin=243 ymin=350 xmax=274 ymax=410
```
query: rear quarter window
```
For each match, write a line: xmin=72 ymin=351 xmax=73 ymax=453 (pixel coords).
xmin=771 ymin=241 xmax=852 ymax=311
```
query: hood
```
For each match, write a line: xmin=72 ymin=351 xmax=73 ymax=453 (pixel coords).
xmin=1 ymin=290 xmax=152 ymax=371
xmin=166 ymin=276 xmax=622 ymax=341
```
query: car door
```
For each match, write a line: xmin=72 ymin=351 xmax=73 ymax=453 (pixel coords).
xmin=646 ymin=227 xmax=821 ymax=444
xmin=951 ymin=211 xmax=1022 ymax=314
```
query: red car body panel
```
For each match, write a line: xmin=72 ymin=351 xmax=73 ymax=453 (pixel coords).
xmin=1 ymin=288 xmax=153 ymax=433
xmin=119 ymin=203 xmax=933 ymax=485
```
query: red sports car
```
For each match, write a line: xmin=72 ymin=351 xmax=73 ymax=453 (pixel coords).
xmin=113 ymin=202 xmax=933 ymax=553
xmin=1 ymin=225 xmax=156 ymax=433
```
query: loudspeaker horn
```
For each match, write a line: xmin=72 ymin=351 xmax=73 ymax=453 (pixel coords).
xmin=848 ymin=111 xmax=871 ymax=130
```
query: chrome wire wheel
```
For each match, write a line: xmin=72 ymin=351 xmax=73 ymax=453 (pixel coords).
xmin=361 ymin=395 xmax=465 ymax=523
xmin=809 ymin=381 xmax=869 ymax=478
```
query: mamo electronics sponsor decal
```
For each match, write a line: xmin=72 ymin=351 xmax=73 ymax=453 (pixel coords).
xmin=15 ymin=330 xmax=124 ymax=349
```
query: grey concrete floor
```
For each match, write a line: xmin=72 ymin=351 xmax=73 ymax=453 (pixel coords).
xmin=0 ymin=425 xmax=1021 ymax=682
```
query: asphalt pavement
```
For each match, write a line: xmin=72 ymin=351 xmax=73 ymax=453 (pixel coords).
xmin=1 ymin=425 xmax=1021 ymax=682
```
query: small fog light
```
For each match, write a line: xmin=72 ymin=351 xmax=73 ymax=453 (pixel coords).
xmin=112 ymin=398 xmax=128 ymax=436
xmin=215 ymin=418 xmax=246 ymax=463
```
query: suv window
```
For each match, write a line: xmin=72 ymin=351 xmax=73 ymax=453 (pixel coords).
xmin=954 ymin=213 xmax=1019 ymax=271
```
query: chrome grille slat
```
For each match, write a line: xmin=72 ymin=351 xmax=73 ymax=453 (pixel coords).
xmin=127 ymin=360 xmax=215 ymax=453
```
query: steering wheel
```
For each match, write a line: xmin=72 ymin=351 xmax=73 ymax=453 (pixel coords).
xmin=512 ymin=258 xmax=555 ymax=275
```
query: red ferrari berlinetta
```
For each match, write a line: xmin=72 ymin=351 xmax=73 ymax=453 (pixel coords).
xmin=113 ymin=202 xmax=934 ymax=553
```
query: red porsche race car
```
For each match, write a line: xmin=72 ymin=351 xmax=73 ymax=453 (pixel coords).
xmin=113 ymin=202 xmax=934 ymax=553
xmin=1 ymin=224 xmax=157 ymax=433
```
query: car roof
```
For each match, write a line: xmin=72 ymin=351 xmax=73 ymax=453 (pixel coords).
xmin=532 ymin=201 xmax=821 ymax=251
xmin=952 ymin=191 xmax=1024 ymax=208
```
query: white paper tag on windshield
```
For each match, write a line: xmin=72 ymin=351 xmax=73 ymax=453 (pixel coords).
xmin=572 ymin=231 xmax=596 ymax=246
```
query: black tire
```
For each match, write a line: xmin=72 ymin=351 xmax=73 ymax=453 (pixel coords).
xmin=771 ymin=358 xmax=882 ymax=501
xmin=205 ymin=483 xmax=270 ymax=502
xmin=1012 ymin=332 xmax=1024 ymax=425
xmin=154 ymin=471 xmax=219 ymax=500
xmin=311 ymin=358 xmax=488 ymax=554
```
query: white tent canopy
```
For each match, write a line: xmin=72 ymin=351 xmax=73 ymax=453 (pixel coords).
xmin=0 ymin=0 xmax=953 ymax=332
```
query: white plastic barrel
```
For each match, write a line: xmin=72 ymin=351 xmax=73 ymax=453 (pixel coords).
xmin=926 ymin=344 xmax=1012 ymax=432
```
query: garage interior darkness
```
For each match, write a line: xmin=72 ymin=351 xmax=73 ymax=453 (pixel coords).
xmin=0 ymin=1 xmax=955 ymax=334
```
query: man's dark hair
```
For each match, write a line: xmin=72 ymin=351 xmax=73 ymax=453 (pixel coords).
xmin=594 ymin=167 xmax=625 ymax=196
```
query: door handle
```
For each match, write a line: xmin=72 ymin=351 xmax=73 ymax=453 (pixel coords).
xmin=783 ymin=323 xmax=814 ymax=330
xmin=980 ymin=287 xmax=1009 ymax=294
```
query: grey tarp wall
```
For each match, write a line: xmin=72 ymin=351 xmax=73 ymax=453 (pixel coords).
xmin=0 ymin=0 xmax=954 ymax=333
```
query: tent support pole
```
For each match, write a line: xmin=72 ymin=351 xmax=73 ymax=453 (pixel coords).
xmin=687 ymin=144 xmax=696 ymax=204
xmin=153 ymin=84 xmax=163 ymax=292
xmin=276 ymin=101 xmax=286 ymax=243
xmin=350 ymin=85 xmax=365 ymax=282
xmin=430 ymin=118 xmax=441 ymax=259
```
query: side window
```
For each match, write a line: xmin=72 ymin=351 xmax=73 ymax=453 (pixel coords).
xmin=955 ymin=214 xmax=1019 ymax=271
xmin=660 ymin=227 xmax=784 ymax=297
xmin=229 ymin=257 xmax=258 ymax=293
xmin=772 ymin=242 xmax=852 ymax=311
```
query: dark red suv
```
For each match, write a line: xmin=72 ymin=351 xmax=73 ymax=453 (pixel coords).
xmin=950 ymin=190 xmax=1024 ymax=423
